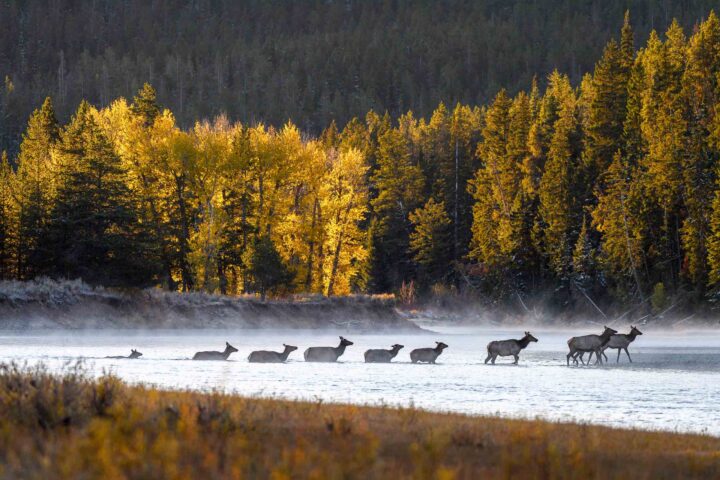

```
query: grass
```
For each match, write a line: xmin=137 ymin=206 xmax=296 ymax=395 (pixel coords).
xmin=0 ymin=364 xmax=718 ymax=479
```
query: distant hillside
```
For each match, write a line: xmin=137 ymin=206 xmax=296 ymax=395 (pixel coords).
xmin=1 ymin=0 xmax=719 ymax=155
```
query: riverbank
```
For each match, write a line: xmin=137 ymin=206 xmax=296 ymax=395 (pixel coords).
xmin=0 ymin=278 xmax=418 ymax=331
xmin=0 ymin=363 xmax=717 ymax=479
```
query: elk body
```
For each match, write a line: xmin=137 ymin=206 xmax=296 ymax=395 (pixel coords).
xmin=248 ymin=344 xmax=298 ymax=363
xmin=192 ymin=342 xmax=238 ymax=360
xmin=485 ymin=332 xmax=538 ymax=365
xmin=105 ymin=349 xmax=143 ymax=359
xmin=410 ymin=342 xmax=448 ymax=364
xmin=304 ymin=337 xmax=353 ymax=362
xmin=599 ymin=326 xmax=643 ymax=363
xmin=566 ymin=326 xmax=617 ymax=366
xmin=364 ymin=344 xmax=404 ymax=363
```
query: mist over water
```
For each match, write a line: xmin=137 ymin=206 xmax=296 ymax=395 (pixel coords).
xmin=1 ymin=327 xmax=719 ymax=436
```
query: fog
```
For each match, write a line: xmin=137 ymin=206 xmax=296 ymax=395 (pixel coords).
xmin=1 ymin=326 xmax=718 ymax=436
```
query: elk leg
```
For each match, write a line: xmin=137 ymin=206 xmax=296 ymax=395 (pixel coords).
xmin=513 ymin=354 xmax=519 ymax=365
xmin=602 ymin=350 xmax=608 ymax=362
xmin=485 ymin=354 xmax=492 ymax=364
xmin=625 ymin=348 xmax=632 ymax=363
xmin=578 ymin=352 xmax=587 ymax=365
xmin=617 ymin=348 xmax=621 ymax=363
xmin=491 ymin=355 xmax=496 ymax=365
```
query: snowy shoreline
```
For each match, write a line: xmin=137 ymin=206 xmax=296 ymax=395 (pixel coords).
xmin=0 ymin=279 xmax=419 ymax=331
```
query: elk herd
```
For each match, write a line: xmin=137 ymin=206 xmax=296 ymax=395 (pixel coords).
xmin=104 ymin=326 xmax=643 ymax=366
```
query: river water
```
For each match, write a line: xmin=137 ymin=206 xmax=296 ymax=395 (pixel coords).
xmin=1 ymin=326 xmax=718 ymax=436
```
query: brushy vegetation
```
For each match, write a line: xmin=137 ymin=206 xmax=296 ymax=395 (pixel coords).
xmin=0 ymin=364 xmax=718 ymax=479
xmin=0 ymin=278 xmax=411 ymax=330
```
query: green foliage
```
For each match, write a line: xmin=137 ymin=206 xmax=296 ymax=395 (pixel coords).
xmin=6 ymin=10 xmax=720 ymax=315
xmin=409 ymin=198 xmax=452 ymax=285
xmin=243 ymin=235 xmax=292 ymax=300
xmin=47 ymin=102 xmax=158 ymax=287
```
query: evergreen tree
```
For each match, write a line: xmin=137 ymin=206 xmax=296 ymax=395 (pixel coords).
xmin=13 ymin=97 xmax=59 ymax=278
xmin=48 ymin=101 xmax=158 ymax=286
xmin=581 ymin=34 xmax=631 ymax=202
xmin=409 ymin=198 xmax=452 ymax=286
xmin=243 ymin=234 xmax=292 ymax=300
xmin=469 ymin=90 xmax=512 ymax=267
xmin=368 ymin=126 xmax=424 ymax=291
xmin=537 ymin=82 xmax=581 ymax=284
xmin=0 ymin=152 xmax=13 ymax=278
xmin=130 ymin=83 xmax=160 ymax=127
xmin=680 ymin=13 xmax=720 ymax=293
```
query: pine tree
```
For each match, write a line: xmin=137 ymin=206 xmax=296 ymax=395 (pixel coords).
xmin=243 ymin=234 xmax=292 ymax=300
xmin=680 ymin=13 xmax=720 ymax=293
xmin=130 ymin=83 xmax=161 ymax=127
xmin=0 ymin=152 xmax=13 ymax=278
xmin=13 ymin=97 xmax=59 ymax=278
xmin=639 ymin=23 xmax=687 ymax=289
xmin=581 ymin=33 xmax=631 ymax=202
xmin=368 ymin=126 xmax=424 ymax=291
xmin=469 ymin=90 xmax=512 ymax=267
xmin=537 ymin=83 xmax=581 ymax=284
xmin=48 ymin=101 xmax=158 ymax=286
xmin=593 ymin=151 xmax=649 ymax=300
xmin=409 ymin=198 xmax=451 ymax=285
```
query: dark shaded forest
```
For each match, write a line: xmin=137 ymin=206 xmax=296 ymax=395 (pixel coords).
xmin=1 ymin=0 xmax=719 ymax=157
xmin=4 ymin=3 xmax=720 ymax=318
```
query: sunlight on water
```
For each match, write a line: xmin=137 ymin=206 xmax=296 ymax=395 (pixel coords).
xmin=1 ymin=327 xmax=719 ymax=436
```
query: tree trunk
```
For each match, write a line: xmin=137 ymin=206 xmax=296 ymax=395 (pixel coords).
xmin=175 ymin=174 xmax=194 ymax=291
xmin=304 ymin=197 xmax=319 ymax=290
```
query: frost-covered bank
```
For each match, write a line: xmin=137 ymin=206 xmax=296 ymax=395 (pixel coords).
xmin=0 ymin=279 xmax=417 ymax=331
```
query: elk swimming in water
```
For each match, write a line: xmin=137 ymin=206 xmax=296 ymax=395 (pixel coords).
xmin=192 ymin=342 xmax=238 ymax=360
xmin=410 ymin=342 xmax=448 ymax=364
xmin=248 ymin=344 xmax=298 ymax=363
xmin=364 ymin=344 xmax=404 ymax=363
xmin=304 ymin=336 xmax=354 ymax=362
xmin=105 ymin=349 xmax=143 ymax=359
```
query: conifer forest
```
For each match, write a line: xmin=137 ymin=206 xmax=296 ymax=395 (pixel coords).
xmin=4 ymin=1 xmax=720 ymax=315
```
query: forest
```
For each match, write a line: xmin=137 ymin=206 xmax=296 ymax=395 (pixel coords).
xmin=3 ymin=0 xmax=720 ymax=157
xmin=4 ymin=9 xmax=720 ymax=315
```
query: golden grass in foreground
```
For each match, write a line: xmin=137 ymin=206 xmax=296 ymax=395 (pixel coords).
xmin=0 ymin=364 xmax=718 ymax=479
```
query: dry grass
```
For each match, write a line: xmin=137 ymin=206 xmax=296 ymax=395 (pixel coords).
xmin=0 ymin=363 xmax=718 ymax=479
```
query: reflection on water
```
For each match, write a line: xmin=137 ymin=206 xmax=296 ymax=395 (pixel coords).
xmin=1 ymin=327 xmax=719 ymax=436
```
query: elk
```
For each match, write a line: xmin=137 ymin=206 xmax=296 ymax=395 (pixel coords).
xmin=485 ymin=331 xmax=538 ymax=365
xmin=364 ymin=344 xmax=404 ymax=363
xmin=192 ymin=342 xmax=238 ymax=360
xmin=105 ymin=349 xmax=143 ymax=359
xmin=410 ymin=342 xmax=448 ymax=364
xmin=566 ymin=326 xmax=617 ymax=366
xmin=248 ymin=344 xmax=298 ymax=363
xmin=304 ymin=336 xmax=353 ymax=362
xmin=599 ymin=325 xmax=643 ymax=363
